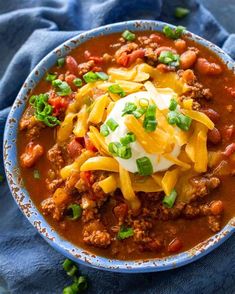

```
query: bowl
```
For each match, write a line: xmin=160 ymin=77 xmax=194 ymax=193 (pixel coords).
xmin=3 ymin=20 xmax=235 ymax=273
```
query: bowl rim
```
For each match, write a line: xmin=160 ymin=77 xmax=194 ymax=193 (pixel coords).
xmin=3 ymin=19 xmax=235 ymax=273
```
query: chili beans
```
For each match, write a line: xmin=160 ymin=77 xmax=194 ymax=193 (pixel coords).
xmin=174 ymin=39 xmax=186 ymax=53
xmin=222 ymin=143 xmax=235 ymax=157
xmin=20 ymin=142 xmax=44 ymax=168
xmin=168 ymin=238 xmax=183 ymax=253
xmin=180 ymin=50 xmax=197 ymax=69
xmin=67 ymin=138 xmax=83 ymax=159
xmin=66 ymin=56 xmax=78 ymax=75
xmin=201 ymin=108 xmax=220 ymax=123
xmin=196 ymin=58 xmax=222 ymax=75
xmin=210 ymin=200 xmax=224 ymax=215
xmin=207 ymin=128 xmax=221 ymax=145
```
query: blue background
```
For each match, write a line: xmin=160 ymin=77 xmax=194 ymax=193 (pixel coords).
xmin=1 ymin=0 xmax=235 ymax=293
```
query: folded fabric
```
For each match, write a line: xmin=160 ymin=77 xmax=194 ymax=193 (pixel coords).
xmin=0 ymin=0 xmax=235 ymax=293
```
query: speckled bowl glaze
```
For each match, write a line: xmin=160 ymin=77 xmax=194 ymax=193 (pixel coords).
xmin=4 ymin=20 xmax=235 ymax=273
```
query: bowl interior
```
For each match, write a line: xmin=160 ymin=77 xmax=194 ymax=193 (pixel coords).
xmin=4 ymin=20 xmax=235 ymax=273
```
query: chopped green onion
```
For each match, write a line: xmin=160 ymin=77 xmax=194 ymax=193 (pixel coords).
xmin=167 ymin=111 xmax=192 ymax=131
xmin=122 ymin=30 xmax=136 ymax=41
xmin=163 ymin=25 xmax=185 ymax=40
xmin=175 ymin=7 xmax=190 ymax=19
xmin=108 ymin=142 xmax=121 ymax=156
xmin=83 ymin=71 xmax=99 ymax=83
xmin=163 ymin=189 xmax=177 ymax=208
xmin=106 ymin=118 xmax=119 ymax=131
xmin=62 ymin=259 xmax=78 ymax=277
xmin=117 ymin=225 xmax=134 ymax=240
xmin=63 ymin=283 xmax=78 ymax=294
xmin=169 ymin=98 xmax=178 ymax=111
xmin=0 ymin=174 xmax=4 ymax=183
xmin=52 ymin=79 xmax=72 ymax=96
xmin=67 ymin=204 xmax=82 ymax=220
xmin=76 ymin=276 xmax=88 ymax=292
xmin=158 ymin=51 xmax=180 ymax=67
xmin=136 ymin=156 xmax=153 ymax=176
xmin=73 ymin=78 xmax=83 ymax=87
xmin=57 ymin=57 xmax=65 ymax=67
xmin=96 ymin=72 xmax=109 ymax=80
xmin=143 ymin=104 xmax=157 ymax=132
xmin=100 ymin=124 xmax=110 ymax=137
xmin=139 ymin=98 xmax=149 ymax=108
xmin=108 ymin=84 xmax=126 ymax=97
xmin=120 ymin=133 xmax=136 ymax=145
xmin=117 ymin=145 xmax=132 ymax=159
xmin=133 ymin=108 xmax=146 ymax=118
xmin=29 ymin=93 xmax=60 ymax=127
xmin=122 ymin=102 xmax=137 ymax=116
xmin=33 ymin=170 xmax=40 ymax=180
xmin=45 ymin=73 xmax=57 ymax=82
xmin=177 ymin=113 xmax=192 ymax=131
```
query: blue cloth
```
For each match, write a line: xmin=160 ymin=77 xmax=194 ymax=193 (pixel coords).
xmin=1 ymin=0 xmax=235 ymax=293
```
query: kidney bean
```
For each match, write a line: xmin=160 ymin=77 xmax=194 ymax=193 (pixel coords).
xmin=196 ymin=58 xmax=222 ymax=75
xmin=66 ymin=56 xmax=78 ymax=75
xmin=210 ymin=200 xmax=224 ymax=215
xmin=150 ymin=33 xmax=165 ymax=43
xmin=174 ymin=39 xmax=186 ymax=53
xmin=65 ymin=74 xmax=77 ymax=90
xmin=67 ymin=138 xmax=83 ymax=159
xmin=222 ymin=143 xmax=235 ymax=157
xmin=127 ymin=49 xmax=145 ymax=66
xmin=222 ymin=125 xmax=234 ymax=141
xmin=200 ymin=108 xmax=220 ymax=123
xmin=155 ymin=46 xmax=177 ymax=56
xmin=168 ymin=238 xmax=183 ymax=253
xmin=207 ymin=127 xmax=221 ymax=145
xmin=156 ymin=64 xmax=174 ymax=73
xmin=180 ymin=50 xmax=197 ymax=70
xmin=20 ymin=142 xmax=44 ymax=168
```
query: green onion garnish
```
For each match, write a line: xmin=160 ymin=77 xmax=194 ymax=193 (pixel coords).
xmin=75 ymin=276 xmax=88 ymax=292
xmin=117 ymin=145 xmax=132 ymax=159
xmin=83 ymin=71 xmax=99 ymax=83
xmin=122 ymin=30 xmax=136 ymax=41
xmin=175 ymin=7 xmax=190 ymax=19
xmin=122 ymin=102 xmax=137 ymax=116
xmin=108 ymin=142 xmax=121 ymax=156
xmin=158 ymin=51 xmax=180 ymax=67
xmin=33 ymin=170 xmax=40 ymax=180
xmin=106 ymin=118 xmax=119 ymax=131
xmin=163 ymin=189 xmax=177 ymax=208
xmin=136 ymin=156 xmax=153 ymax=176
xmin=167 ymin=111 xmax=192 ymax=131
xmin=45 ymin=73 xmax=57 ymax=82
xmin=108 ymin=84 xmax=126 ymax=97
xmin=133 ymin=108 xmax=146 ymax=118
xmin=143 ymin=104 xmax=157 ymax=132
xmin=73 ymin=78 xmax=83 ymax=87
xmin=63 ymin=259 xmax=78 ymax=277
xmin=67 ymin=204 xmax=82 ymax=220
xmin=96 ymin=72 xmax=109 ymax=80
xmin=117 ymin=225 xmax=134 ymax=240
xmin=139 ymin=98 xmax=149 ymax=108
xmin=163 ymin=25 xmax=185 ymax=40
xmin=29 ymin=93 xmax=60 ymax=127
xmin=52 ymin=79 xmax=72 ymax=96
xmin=57 ymin=57 xmax=65 ymax=67
xmin=100 ymin=124 xmax=110 ymax=137
xmin=169 ymin=98 xmax=178 ymax=111
xmin=120 ymin=133 xmax=136 ymax=145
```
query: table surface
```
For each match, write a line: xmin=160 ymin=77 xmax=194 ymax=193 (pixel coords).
xmin=200 ymin=0 xmax=235 ymax=32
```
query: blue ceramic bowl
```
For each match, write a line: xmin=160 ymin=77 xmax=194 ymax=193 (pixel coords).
xmin=4 ymin=20 xmax=235 ymax=273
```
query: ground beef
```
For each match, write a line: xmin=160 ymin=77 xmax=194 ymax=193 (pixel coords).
xmin=77 ymin=60 xmax=95 ymax=76
xmin=207 ymin=215 xmax=221 ymax=232
xmin=46 ymin=178 xmax=63 ymax=193
xmin=41 ymin=197 xmax=64 ymax=221
xmin=47 ymin=144 xmax=64 ymax=169
xmin=82 ymin=207 xmax=99 ymax=223
xmin=83 ymin=220 xmax=111 ymax=248
xmin=144 ymin=47 xmax=158 ymax=65
xmin=188 ymin=176 xmax=220 ymax=202
xmin=158 ymin=202 xmax=186 ymax=221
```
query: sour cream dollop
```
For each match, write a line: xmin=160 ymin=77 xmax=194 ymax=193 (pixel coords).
xmin=104 ymin=91 xmax=180 ymax=173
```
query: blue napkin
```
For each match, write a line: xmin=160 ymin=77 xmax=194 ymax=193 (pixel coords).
xmin=1 ymin=1 xmax=235 ymax=293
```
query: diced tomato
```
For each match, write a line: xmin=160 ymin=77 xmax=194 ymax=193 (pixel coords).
xmin=67 ymin=138 xmax=83 ymax=159
xmin=66 ymin=56 xmax=78 ymax=75
xmin=84 ymin=50 xmax=103 ymax=64
xmin=48 ymin=96 xmax=69 ymax=116
xmin=84 ymin=136 xmax=97 ymax=152
xmin=80 ymin=171 xmax=92 ymax=185
xmin=116 ymin=52 xmax=129 ymax=67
